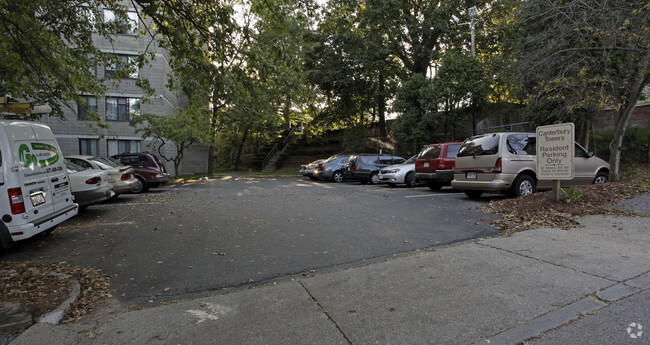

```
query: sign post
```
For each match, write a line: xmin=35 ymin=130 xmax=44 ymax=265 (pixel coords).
xmin=536 ymin=123 xmax=575 ymax=202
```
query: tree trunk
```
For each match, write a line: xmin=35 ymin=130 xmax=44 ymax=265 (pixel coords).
xmin=609 ymin=104 xmax=636 ymax=181
xmin=377 ymin=71 xmax=387 ymax=138
xmin=234 ymin=126 xmax=250 ymax=171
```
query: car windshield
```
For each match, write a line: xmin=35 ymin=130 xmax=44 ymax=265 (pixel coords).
xmin=65 ymin=161 xmax=86 ymax=173
xmin=404 ymin=155 xmax=417 ymax=164
xmin=457 ymin=134 xmax=501 ymax=157
xmin=418 ymin=145 xmax=441 ymax=159
xmin=92 ymin=157 xmax=120 ymax=168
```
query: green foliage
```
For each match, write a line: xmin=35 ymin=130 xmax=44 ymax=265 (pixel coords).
xmin=507 ymin=0 xmax=650 ymax=179
xmin=0 ymin=0 xmax=224 ymax=119
xmin=130 ymin=104 xmax=211 ymax=177
xmin=392 ymin=51 xmax=488 ymax=144
xmin=343 ymin=126 xmax=367 ymax=153
xmin=561 ymin=187 xmax=583 ymax=204
xmin=592 ymin=127 xmax=650 ymax=163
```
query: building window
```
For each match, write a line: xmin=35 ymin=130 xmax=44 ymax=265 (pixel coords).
xmin=78 ymin=96 xmax=98 ymax=120
xmin=107 ymin=140 xmax=140 ymax=156
xmin=103 ymin=9 xmax=138 ymax=35
xmin=105 ymin=54 xmax=139 ymax=79
xmin=79 ymin=139 xmax=99 ymax=156
xmin=106 ymin=97 xmax=140 ymax=121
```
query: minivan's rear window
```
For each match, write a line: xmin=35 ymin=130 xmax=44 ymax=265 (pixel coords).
xmin=506 ymin=134 xmax=536 ymax=155
xmin=418 ymin=145 xmax=441 ymax=159
xmin=457 ymin=134 xmax=501 ymax=157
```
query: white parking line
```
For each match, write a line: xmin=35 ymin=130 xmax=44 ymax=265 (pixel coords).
xmin=405 ymin=194 xmax=458 ymax=198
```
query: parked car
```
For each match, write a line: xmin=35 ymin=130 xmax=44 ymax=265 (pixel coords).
xmin=314 ymin=154 xmax=354 ymax=182
xmin=65 ymin=161 xmax=115 ymax=208
xmin=64 ymin=155 xmax=139 ymax=196
xmin=346 ymin=154 xmax=406 ymax=184
xmin=415 ymin=142 xmax=463 ymax=190
xmin=299 ymin=159 xmax=324 ymax=180
xmin=111 ymin=152 xmax=170 ymax=193
xmin=451 ymin=132 xmax=610 ymax=198
xmin=378 ymin=155 xmax=418 ymax=187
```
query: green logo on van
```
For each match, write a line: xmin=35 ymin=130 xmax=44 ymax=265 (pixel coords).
xmin=18 ymin=143 xmax=60 ymax=168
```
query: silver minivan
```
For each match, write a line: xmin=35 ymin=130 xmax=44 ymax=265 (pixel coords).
xmin=451 ymin=132 xmax=610 ymax=198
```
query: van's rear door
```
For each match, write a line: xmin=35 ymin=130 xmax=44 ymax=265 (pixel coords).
xmin=9 ymin=122 xmax=72 ymax=218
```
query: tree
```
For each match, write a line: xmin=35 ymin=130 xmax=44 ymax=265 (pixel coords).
xmin=130 ymin=105 xmax=211 ymax=177
xmin=510 ymin=0 xmax=650 ymax=181
xmin=0 ymin=0 xmax=233 ymax=119
xmin=392 ymin=51 xmax=489 ymax=145
xmin=306 ymin=0 xmax=404 ymax=135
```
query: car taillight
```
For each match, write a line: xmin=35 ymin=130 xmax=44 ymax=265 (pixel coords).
xmin=437 ymin=159 xmax=449 ymax=170
xmin=8 ymin=188 xmax=26 ymax=215
xmin=352 ymin=167 xmax=360 ymax=171
xmin=318 ymin=166 xmax=326 ymax=170
xmin=121 ymin=173 xmax=131 ymax=181
xmin=85 ymin=177 xmax=102 ymax=185
xmin=494 ymin=157 xmax=502 ymax=173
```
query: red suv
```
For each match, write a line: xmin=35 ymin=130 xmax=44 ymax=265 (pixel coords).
xmin=414 ymin=142 xmax=462 ymax=190
xmin=111 ymin=152 xmax=170 ymax=193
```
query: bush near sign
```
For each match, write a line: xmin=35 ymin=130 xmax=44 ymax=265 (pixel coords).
xmin=536 ymin=123 xmax=574 ymax=180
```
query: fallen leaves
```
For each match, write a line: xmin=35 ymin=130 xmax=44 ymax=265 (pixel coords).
xmin=480 ymin=164 xmax=650 ymax=234
xmin=0 ymin=261 xmax=111 ymax=325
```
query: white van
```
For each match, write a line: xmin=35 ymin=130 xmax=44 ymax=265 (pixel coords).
xmin=0 ymin=120 xmax=78 ymax=250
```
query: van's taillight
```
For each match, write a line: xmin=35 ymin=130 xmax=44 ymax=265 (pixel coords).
xmin=8 ymin=188 xmax=25 ymax=214
xmin=121 ymin=173 xmax=131 ymax=181
xmin=85 ymin=177 xmax=102 ymax=185
xmin=494 ymin=157 xmax=502 ymax=173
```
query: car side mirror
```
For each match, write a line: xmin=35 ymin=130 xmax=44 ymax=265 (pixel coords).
xmin=587 ymin=152 xmax=594 ymax=158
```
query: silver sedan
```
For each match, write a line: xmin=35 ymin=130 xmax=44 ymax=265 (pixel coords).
xmin=378 ymin=155 xmax=418 ymax=187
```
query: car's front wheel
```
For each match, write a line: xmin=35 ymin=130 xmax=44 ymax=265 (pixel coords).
xmin=511 ymin=175 xmax=536 ymax=197
xmin=404 ymin=172 xmax=416 ymax=187
xmin=593 ymin=171 xmax=609 ymax=184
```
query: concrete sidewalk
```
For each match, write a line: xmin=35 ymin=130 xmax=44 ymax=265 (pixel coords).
xmin=12 ymin=215 xmax=649 ymax=345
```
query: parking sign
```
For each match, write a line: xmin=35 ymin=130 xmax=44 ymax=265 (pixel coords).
xmin=536 ymin=123 xmax=574 ymax=180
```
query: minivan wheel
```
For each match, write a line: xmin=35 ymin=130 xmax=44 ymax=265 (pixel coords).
xmin=332 ymin=171 xmax=344 ymax=183
xmin=593 ymin=171 xmax=609 ymax=184
xmin=511 ymin=175 xmax=536 ymax=197
xmin=369 ymin=173 xmax=380 ymax=185
xmin=464 ymin=190 xmax=483 ymax=199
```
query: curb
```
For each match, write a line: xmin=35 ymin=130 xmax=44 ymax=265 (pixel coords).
xmin=37 ymin=273 xmax=81 ymax=325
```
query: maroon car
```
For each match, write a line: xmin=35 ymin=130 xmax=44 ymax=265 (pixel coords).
xmin=111 ymin=152 xmax=170 ymax=193
xmin=414 ymin=142 xmax=462 ymax=190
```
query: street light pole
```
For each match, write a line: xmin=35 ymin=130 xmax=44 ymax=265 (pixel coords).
xmin=452 ymin=6 xmax=479 ymax=58
xmin=470 ymin=17 xmax=476 ymax=58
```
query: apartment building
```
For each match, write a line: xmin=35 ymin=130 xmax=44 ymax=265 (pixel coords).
xmin=41 ymin=3 xmax=209 ymax=176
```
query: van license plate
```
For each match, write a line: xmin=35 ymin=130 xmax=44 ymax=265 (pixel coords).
xmin=30 ymin=192 xmax=46 ymax=206
xmin=466 ymin=172 xmax=477 ymax=179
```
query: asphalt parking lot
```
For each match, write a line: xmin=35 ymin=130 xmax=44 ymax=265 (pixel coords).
xmin=2 ymin=176 xmax=500 ymax=307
